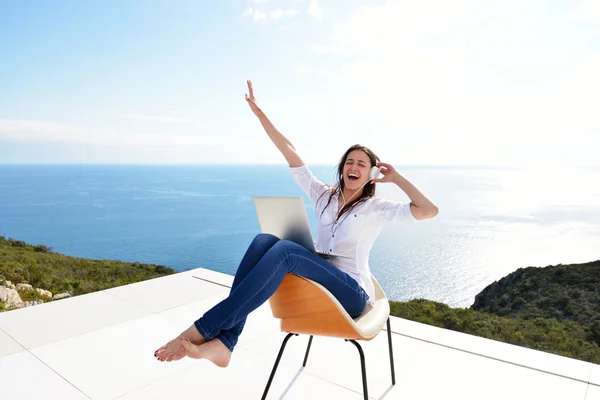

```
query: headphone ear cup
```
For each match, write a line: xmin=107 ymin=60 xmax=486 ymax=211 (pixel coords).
xmin=369 ymin=166 xmax=380 ymax=180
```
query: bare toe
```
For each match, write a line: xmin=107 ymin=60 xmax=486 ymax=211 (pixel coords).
xmin=154 ymin=344 xmax=168 ymax=357
xmin=155 ymin=338 xmax=181 ymax=361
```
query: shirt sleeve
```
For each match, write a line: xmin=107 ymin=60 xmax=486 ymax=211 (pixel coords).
xmin=289 ymin=164 xmax=331 ymax=205
xmin=369 ymin=197 xmax=417 ymax=224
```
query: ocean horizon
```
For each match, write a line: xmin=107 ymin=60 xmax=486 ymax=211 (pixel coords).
xmin=1 ymin=163 xmax=599 ymax=308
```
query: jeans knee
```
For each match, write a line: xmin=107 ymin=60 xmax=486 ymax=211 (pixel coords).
xmin=268 ymin=240 xmax=302 ymax=266
xmin=251 ymin=233 xmax=280 ymax=247
xmin=270 ymin=239 xmax=296 ymax=253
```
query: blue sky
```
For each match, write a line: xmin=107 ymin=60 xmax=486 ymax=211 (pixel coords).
xmin=1 ymin=0 xmax=599 ymax=166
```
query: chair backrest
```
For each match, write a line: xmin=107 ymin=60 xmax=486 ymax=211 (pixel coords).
xmin=371 ymin=274 xmax=388 ymax=302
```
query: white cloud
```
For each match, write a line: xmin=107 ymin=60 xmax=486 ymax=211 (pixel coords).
xmin=309 ymin=44 xmax=330 ymax=54
xmin=243 ymin=7 xmax=267 ymax=23
xmin=0 ymin=119 xmax=90 ymax=142
xmin=570 ymin=0 xmax=600 ymax=24
xmin=306 ymin=0 xmax=600 ymax=166
xmin=124 ymin=113 xmax=206 ymax=126
xmin=270 ymin=8 xmax=298 ymax=20
xmin=243 ymin=6 xmax=297 ymax=23
xmin=293 ymin=64 xmax=329 ymax=77
xmin=307 ymin=0 xmax=322 ymax=20
xmin=0 ymin=118 xmax=220 ymax=147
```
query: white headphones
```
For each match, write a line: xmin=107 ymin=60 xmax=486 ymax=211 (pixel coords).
xmin=369 ymin=166 xmax=382 ymax=180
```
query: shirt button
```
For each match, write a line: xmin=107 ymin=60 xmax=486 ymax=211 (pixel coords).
xmin=332 ymin=234 xmax=335 ymax=237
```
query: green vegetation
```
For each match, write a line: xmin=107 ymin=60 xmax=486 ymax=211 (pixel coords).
xmin=472 ymin=261 xmax=600 ymax=325
xmin=0 ymin=236 xmax=175 ymax=303
xmin=18 ymin=287 xmax=51 ymax=302
xmin=390 ymin=260 xmax=600 ymax=364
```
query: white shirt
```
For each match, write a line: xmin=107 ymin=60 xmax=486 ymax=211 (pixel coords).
xmin=290 ymin=164 xmax=417 ymax=305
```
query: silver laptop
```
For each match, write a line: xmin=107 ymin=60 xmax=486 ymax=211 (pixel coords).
xmin=252 ymin=196 xmax=348 ymax=260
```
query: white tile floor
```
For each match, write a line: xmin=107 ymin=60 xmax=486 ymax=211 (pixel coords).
xmin=0 ymin=267 xmax=597 ymax=400
xmin=31 ymin=314 xmax=202 ymax=400
xmin=187 ymin=267 xmax=235 ymax=287
xmin=587 ymin=384 xmax=600 ymax=400
xmin=104 ymin=271 xmax=229 ymax=313
xmin=387 ymin=340 xmax=588 ymax=400
xmin=591 ymin=364 xmax=600 ymax=385
xmin=390 ymin=317 xmax=595 ymax=383
xmin=0 ymin=328 xmax=24 ymax=357
xmin=0 ymin=351 xmax=89 ymax=400
xmin=0 ymin=290 xmax=151 ymax=348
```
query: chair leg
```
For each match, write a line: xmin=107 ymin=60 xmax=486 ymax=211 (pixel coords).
xmin=387 ymin=317 xmax=396 ymax=385
xmin=262 ymin=333 xmax=297 ymax=400
xmin=302 ymin=335 xmax=313 ymax=367
xmin=346 ymin=339 xmax=369 ymax=400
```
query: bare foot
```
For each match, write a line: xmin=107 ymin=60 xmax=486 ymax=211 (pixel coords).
xmin=165 ymin=346 xmax=187 ymax=362
xmin=180 ymin=337 xmax=232 ymax=368
xmin=155 ymin=324 xmax=206 ymax=362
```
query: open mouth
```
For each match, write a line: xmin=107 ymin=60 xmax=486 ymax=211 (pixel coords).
xmin=348 ymin=173 xmax=360 ymax=181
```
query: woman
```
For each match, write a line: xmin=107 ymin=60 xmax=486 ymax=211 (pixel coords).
xmin=154 ymin=81 xmax=438 ymax=367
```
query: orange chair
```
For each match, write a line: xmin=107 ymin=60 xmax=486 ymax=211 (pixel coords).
xmin=261 ymin=273 xmax=396 ymax=400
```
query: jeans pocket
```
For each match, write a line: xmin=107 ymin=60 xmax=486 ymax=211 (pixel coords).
xmin=357 ymin=285 xmax=368 ymax=302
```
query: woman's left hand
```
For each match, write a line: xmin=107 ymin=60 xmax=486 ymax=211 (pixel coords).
xmin=372 ymin=162 xmax=400 ymax=183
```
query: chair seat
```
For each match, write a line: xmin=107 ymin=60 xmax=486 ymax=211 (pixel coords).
xmin=353 ymin=296 xmax=391 ymax=338
xmin=268 ymin=273 xmax=390 ymax=340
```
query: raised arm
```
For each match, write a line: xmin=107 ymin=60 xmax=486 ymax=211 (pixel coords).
xmin=373 ymin=162 xmax=439 ymax=220
xmin=245 ymin=80 xmax=304 ymax=168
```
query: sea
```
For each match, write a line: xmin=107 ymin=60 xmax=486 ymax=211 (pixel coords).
xmin=1 ymin=164 xmax=599 ymax=308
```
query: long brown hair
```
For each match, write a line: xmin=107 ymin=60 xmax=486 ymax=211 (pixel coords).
xmin=318 ymin=144 xmax=380 ymax=223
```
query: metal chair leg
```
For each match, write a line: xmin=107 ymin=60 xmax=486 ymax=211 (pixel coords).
xmin=346 ymin=339 xmax=369 ymax=400
xmin=264 ymin=328 xmax=389 ymax=400
xmin=262 ymin=333 xmax=297 ymax=400
xmin=302 ymin=335 xmax=313 ymax=367
xmin=387 ymin=318 xmax=396 ymax=385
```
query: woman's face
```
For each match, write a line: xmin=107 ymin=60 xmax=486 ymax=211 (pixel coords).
xmin=342 ymin=150 xmax=372 ymax=190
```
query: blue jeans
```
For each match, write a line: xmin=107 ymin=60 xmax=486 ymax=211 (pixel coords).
xmin=194 ymin=233 xmax=368 ymax=352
